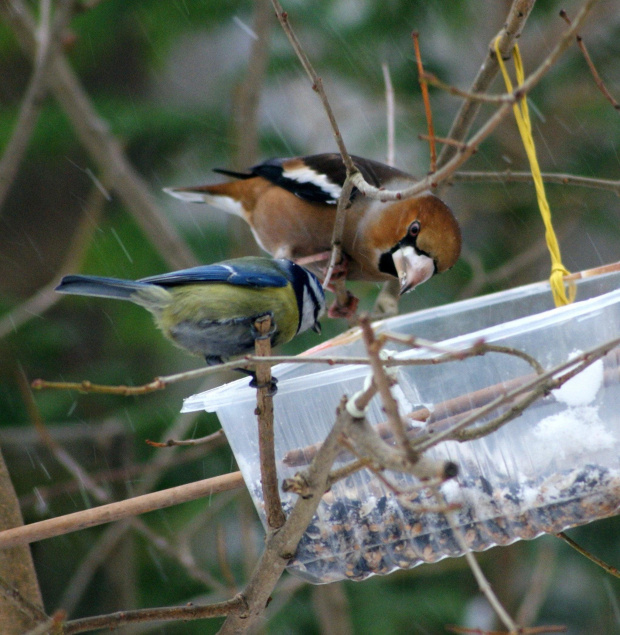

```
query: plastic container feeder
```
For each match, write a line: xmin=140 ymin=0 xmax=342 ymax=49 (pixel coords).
xmin=183 ymin=269 xmax=620 ymax=583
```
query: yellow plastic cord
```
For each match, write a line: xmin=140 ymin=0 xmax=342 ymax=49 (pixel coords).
xmin=494 ymin=37 xmax=575 ymax=307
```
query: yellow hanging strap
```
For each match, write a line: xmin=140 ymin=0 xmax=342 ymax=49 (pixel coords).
xmin=494 ymin=37 xmax=575 ymax=307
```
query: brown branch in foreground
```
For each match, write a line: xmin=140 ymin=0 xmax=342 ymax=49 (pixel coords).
xmin=63 ymin=596 xmax=246 ymax=635
xmin=218 ymin=398 xmax=349 ymax=633
xmin=253 ymin=315 xmax=286 ymax=529
xmin=359 ymin=315 xmax=416 ymax=462
xmin=0 ymin=446 xmax=46 ymax=634
xmin=559 ymin=9 xmax=620 ymax=110
xmin=0 ymin=472 xmax=244 ymax=550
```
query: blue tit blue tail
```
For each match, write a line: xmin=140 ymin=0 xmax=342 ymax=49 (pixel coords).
xmin=55 ymin=275 xmax=149 ymax=301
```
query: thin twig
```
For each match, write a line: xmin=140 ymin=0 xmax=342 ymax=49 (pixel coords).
xmin=322 ymin=176 xmax=355 ymax=292
xmin=0 ymin=0 xmax=77 ymax=215
xmin=450 ymin=170 xmax=620 ymax=195
xmin=437 ymin=0 xmax=536 ymax=169
xmin=559 ymin=8 xmax=620 ymax=110
xmin=435 ymin=488 xmax=518 ymax=632
xmin=556 ymin=532 xmax=620 ymax=578
xmin=421 ymin=70 xmax=515 ymax=104
xmin=1 ymin=0 xmax=198 ymax=270
xmin=412 ymin=31 xmax=437 ymax=172
xmin=419 ymin=133 xmax=469 ymax=150
xmin=381 ymin=62 xmax=395 ymax=167
xmin=146 ymin=429 xmax=226 ymax=448
xmin=359 ymin=315 xmax=416 ymax=462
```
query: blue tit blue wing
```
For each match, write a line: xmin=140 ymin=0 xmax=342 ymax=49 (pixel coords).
xmin=139 ymin=259 xmax=289 ymax=289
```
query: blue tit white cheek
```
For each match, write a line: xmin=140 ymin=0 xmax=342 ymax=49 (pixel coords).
xmin=298 ymin=275 xmax=326 ymax=333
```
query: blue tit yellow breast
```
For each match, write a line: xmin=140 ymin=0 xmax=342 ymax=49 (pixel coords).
xmin=154 ymin=283 xmax=300 ymax=359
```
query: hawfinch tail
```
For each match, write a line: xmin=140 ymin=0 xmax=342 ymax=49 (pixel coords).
xmin=165 ymin=153 xmax=461 ymax=308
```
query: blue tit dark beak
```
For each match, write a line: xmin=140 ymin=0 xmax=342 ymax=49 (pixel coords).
xmin=312 ymin=321 xmax=322 ymax=335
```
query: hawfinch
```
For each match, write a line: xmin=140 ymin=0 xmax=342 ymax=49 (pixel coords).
xmin=165 ymin=154 xmax=461 ymax=308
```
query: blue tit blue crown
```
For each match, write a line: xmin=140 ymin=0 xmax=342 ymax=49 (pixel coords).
xmin=56 ymin=257 xmax=325 ymax=365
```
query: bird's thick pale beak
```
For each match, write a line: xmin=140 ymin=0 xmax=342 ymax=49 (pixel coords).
xmin=392 ymin=246 xmax=435 ymax=295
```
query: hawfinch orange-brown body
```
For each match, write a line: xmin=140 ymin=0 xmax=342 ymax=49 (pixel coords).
xmin=165 ymin=153 xmax=461 ymax=297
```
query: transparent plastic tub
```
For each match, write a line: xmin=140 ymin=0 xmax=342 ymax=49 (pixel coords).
xmin=183 ymin=269 xmax=620 ymax=583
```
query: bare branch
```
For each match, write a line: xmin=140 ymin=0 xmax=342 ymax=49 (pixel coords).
xmin=560 ymin=8 xmax=620 ymax=110
xmin=381 ymin=62 xmax=395 ymax=167
xmin=0 ymin=175 xmax=106 ymax=339
xmin=218 ymin=398 xmax=349 ymax=633
xmin=0 ymin=472 xmax=245 ymax=550
xmin=0 ymin=0 xmax=77 ymax=214
xmin=351 ymin=0 xmax=599 ymax=203
xmin=412 ymin=32 xmax=437 ymax=172
xmin=556 ymin=532 xmax=620 ymax=578
xmin=450 ymin=170 xmax=620 ymax=195
xmin=437 ymin=0 xmax=536 ymax=169
xmin=0 ymin=0 xmax=198 ymax=270
xmin=63 ymin=596 xmax=245 ymax=634
xmin=253 ymin=315 xmax=286 ymax=529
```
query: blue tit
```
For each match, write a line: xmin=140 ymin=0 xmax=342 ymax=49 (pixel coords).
xmin=56 ymin=257 xmax=325 ymax=387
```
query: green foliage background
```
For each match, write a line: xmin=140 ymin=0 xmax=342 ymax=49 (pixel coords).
xmin=1 ymin=0 xmax=619 ymax=632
